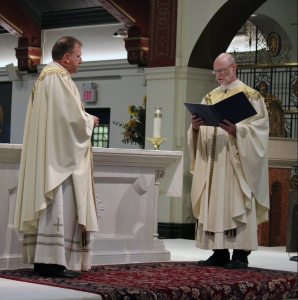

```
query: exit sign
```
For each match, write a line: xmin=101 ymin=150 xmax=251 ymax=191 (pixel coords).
xmin=82 ymin=82 xmax=97 ymax=103
xmin=83 ymin=90 xmax=94 ymax=101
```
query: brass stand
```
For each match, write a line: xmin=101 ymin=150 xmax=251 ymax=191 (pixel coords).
xmin=147 ymin=137 xmax=166 ymax=150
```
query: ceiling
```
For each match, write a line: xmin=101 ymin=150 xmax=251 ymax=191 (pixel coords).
xmin=0 ymin=0 xmax=119 ymax=34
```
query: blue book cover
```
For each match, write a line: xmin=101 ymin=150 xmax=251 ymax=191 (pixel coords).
xmin=184 ymin=91 xmax=257 ymax=126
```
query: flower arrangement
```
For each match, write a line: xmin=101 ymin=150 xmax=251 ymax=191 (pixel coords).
xmin=113 ymin=96 xmax=146 ymax=149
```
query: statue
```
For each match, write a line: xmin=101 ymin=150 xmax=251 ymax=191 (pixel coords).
xmin=257 ymin=81 xmax=286 ymax=137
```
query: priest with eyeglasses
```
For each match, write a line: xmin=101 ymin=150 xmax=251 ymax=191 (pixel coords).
xmin=188 ymin=53 xmax=270 ymax=269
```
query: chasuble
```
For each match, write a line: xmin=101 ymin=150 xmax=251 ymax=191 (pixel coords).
xmin=14 ymin=62 xmax=98 ymax=235
xmin=188 ymin=80 xmax=269 ymax=250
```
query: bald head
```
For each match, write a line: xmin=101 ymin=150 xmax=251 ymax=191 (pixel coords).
xmin=214 ymin=53 xmax=236 ymax=66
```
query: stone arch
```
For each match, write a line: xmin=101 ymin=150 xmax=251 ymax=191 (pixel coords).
xmin=188 ymin=0 xmax=267 ymax=69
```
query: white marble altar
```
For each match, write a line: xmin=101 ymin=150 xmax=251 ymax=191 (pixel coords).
xmin=0 ymin=144 xmax=183 ymax=269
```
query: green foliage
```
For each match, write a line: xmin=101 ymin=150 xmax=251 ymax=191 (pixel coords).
xmin=113 ymin=97 xmax=146 ymax=149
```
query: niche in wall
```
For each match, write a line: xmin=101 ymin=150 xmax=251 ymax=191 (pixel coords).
xmin=85 ymin=107 xmax=110 ymax=147
xmin=0 ymin=82 xmax=12 ymax=143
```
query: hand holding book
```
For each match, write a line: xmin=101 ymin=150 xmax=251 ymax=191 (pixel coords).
xmin=218 ymin=119 xmax=237 ymax=138
xmin=184 ymin=92 xmax=257 ymax=126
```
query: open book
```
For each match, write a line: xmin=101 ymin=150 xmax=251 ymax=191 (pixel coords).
xmin=184 ymin=91 xmax=257 ymax=126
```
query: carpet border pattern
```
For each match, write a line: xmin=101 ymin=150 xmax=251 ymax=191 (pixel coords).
xmin=0 ymin=261 xmax=297 ymax=299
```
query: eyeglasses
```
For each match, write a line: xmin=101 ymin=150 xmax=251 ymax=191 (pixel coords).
xmin=212 ymin=64 xmax=233 ymax=75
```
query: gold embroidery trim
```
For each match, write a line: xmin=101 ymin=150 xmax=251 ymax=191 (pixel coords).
xmin=204 ymin=93 xmax=212 ymax=104
xmin=208 ymin=127 xmax=217 ymax=207
xmin=208 ymin=85 xmax=261 ymax=103
xmin=31 ymin=67 xmax=69 ymax=101
xmin=204 ymin=93 xmax=217 ymax=208
xmin=39 ymin=69 xmax=69 ymax=81
xmin=243 ymin=90 xmax=261 ymax=101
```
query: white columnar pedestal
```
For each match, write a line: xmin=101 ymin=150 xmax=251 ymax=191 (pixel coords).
xmin=153 ymin=170 xmax=164 ymax=239
xmin=0 ymin=144 xmax=183 ymax=268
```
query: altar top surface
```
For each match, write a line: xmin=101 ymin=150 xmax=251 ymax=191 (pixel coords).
xmin=0 ymin=144 xmax=183 ymax=167
xmin=0 ymin=143 xmax=184 ymax=197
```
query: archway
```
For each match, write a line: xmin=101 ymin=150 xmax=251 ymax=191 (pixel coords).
xmin=188 ymin=0 xmax=267 ymax=69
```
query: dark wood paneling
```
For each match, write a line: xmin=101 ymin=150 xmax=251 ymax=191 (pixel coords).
xmin=158 ymin=222 xmax=196 ymax=240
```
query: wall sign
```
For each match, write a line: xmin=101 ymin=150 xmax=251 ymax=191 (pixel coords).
xmin=82 ymin=82 xmax=97 ymax=103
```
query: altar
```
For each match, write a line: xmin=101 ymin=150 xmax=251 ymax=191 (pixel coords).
xmin=0 ymin=144 xmax=183 ymax=269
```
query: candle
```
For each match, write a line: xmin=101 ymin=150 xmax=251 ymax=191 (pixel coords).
xmin=153 ymin=107 xmax=162 ymax=137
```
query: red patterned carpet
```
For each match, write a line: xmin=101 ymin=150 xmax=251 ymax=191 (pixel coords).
xmin=0 ymin=262 xmax=297 ymax=299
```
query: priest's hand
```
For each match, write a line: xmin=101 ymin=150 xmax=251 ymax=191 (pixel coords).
xmin=219 ymin=119 xmax=236 ymax=138
xmin=93 ymin=116 xmax=100 ymax=127
xmin=192 ymin=115 xmax=204 ymax=130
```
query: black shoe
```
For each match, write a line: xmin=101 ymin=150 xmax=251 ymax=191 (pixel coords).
xmin=224 ymin=259 xmax=248 ymax=269
xmin=197 ymin=249 xmax=230 ymax=267
xmin=54 ymin=270 xmax=81 ymax=278
xmin=34 ymin=263 xmax=81 ymax=278
xmin=36 ymin=268 xmax=81 ymax=278
xmin=289 ymin=256 xmax=298 ymax=262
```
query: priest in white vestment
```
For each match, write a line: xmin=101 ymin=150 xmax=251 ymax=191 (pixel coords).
xmin=14 ymin=36 xmax=99 ymax=277
xmin=188 ymin=53 xmax=269 ymax=269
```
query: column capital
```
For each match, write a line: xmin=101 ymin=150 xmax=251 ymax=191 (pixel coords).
xmin=15 ymin=38 xmax=41 ymax=72
xmin=125 ymin=26 xmax=149 ymax=66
